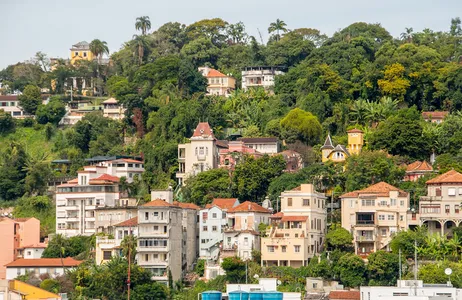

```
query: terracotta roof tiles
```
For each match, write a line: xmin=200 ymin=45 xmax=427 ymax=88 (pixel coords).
xmin=228 ymin=201 xmax=270 ymax=213
xmin=426 ymin=170 xmax=462 ymax=184
xmin=207 ymin=69 xmax=226 ymax=77
xmin=281 ymin=215 xmax=308 ymax=222
xmin=209 ymin=198 xmax=238 ymax=210
xmin=173 ymin=201 xmax=201 ymax=210
xmin=341 ymin=182 xmax=407 ymax=198
xmin=406 ymin=161 xmax=433 ymax=172
xmin=5 ymin=258 xmax=82 ymax=268
xmin=114 ymin=217 xmax=138 ymax=227
xmin=89 ymin=174 xmax=120 ymax=183
xmin=329 ymin=290 xmax=360 ymax=300
xmin=142 ymin=199 xmax=175 ymax=207
xmin=422 ymin=111 xmax=449 ymax=120
xmin=192 ymin=122 xmax=215 ymax=139
xmin=347 ymin=128 xmax=363 ymax=133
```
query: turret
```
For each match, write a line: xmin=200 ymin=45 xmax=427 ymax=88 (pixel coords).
xmin=320 ymin=134 xmax=334 ymax=162
xmin=347 ymin=129 xmax=364 ymax=156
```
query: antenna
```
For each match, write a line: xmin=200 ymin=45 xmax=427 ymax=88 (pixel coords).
xmin=257 ymin=28 xmax=264 ymax=44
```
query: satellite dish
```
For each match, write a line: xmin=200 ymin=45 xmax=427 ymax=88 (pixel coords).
xmin=445 ymin=268 xmax=453 ymax=276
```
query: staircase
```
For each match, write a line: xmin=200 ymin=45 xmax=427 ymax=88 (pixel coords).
xmin=200 ymin=236 xmax=222 ymax=251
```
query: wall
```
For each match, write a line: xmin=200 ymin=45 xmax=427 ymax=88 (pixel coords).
xmin=0 ymin=220 xmax=15 ymax=279
xmin=199 ymin=206 xmax=225 ymax=258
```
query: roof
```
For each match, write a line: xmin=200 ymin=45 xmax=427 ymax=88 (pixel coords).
xmin=14 ymin=218 xmax=32 ymax=222
xmin=207 ymin=69 xmax=227 ymax=77
xmin=20 ymin=243 xmax=47 ymax=249
xmin=422 ymin=111 xmax=449 ymax=119
xmin=208 ymin=198 xmax=238 ymax=210
xmin=216 ymin=140 xmax=229 ymax=149
xmin=238 ymin=137 xmax=278 ymax=144
xmin=173 ymin=201 xmax=201 ymax=210
xmin=281 ymin=215 xmax=308 ymax=222
xmin=347 ymin=128 xmax=363 ymax=133
xmin=270 ymin=212 xmax=284 ymax=218
xmin=332 ymin=144 xmax=349 ymax=155
xmin=114 ymin=217 xmax=138 ymax=227
xmin=320 ymin=134 xmax=334 ymax=150
xmin=328 ymin=291 xmax=360 ymax=300
xmin=228 ymin=201 xmax=271 ymax=213
xmin=0 ymin=95 xmax=18 ymax=101
xmin=192 ymin=122 xmax=216 ymax=139
xmin=71 ymin=41 xmax=90 ymax=49
xmin=341 ymin=182 xmax=408 ymax=198
xmin=112 ymin=158 xmax=143 ymax=164
xmin=406 ymin=161 xmax=433 ymax=172
xmin=5 ymin=257 xmax=82 ymax=268
xmin=142 ymin=199 xmax=175 ymax=207
xmin=89 ymin=174 xmax=120 ymax=184
xmin=103 ymin=98 xmax=118 ymax=104
xmin=426 ymin=170 xmax=462 ymax=184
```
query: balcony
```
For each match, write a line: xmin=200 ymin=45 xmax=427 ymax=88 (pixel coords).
xmin=356 ymin=235 xmax=375 ymax=242
xmin=270 ymin=228 xmax=306 ymax=238
xmin=138 ymin=245 xmax=168 ymax=252
xmin=65 ymin=205 xmax=79 ymax=211
xmin=420 ymin=196 xmax=443 ymax=201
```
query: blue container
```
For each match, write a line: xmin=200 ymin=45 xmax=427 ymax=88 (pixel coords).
xmin=249 ymin=291 xmax=264 ymax=300
xmin=262 ymin=291 xmax=283 ymax=300
xmin=202 ymin=290 xmax=222 ymax=300
xmin=229 ymin=290 xmax=249 ymax=300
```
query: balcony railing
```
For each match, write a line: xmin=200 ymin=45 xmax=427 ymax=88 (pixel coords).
xmin=356 ymin=235 xmax=375 ymax=242
xmin=356 ymin=220 xmax=375 ymax=225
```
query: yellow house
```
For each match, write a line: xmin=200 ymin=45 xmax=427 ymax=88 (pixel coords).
xmin=70 ymin=41 xmax=94 ymax=65
xmin=321 ymin=129 xmax=364 ymax=163
xmin=6 ymin=280 xmax=61 ymax=299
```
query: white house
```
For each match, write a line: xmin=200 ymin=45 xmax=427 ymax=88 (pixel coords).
xmin=5 ymin=258 xmax=82 ymax=280
xmin=17 ymin=244 xmax=47 ymax=259
xmin=237 ymin=137 xmax=280 ymax=154
xmin=241 ymin=66 xmax=285 ymax=90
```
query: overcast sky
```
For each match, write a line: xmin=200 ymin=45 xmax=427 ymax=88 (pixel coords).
xmin=1 ymin=0 xmax=461 ymax=69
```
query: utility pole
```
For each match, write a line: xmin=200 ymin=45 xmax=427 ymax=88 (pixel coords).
xmin=399 ymin=248 xmax=402 ymax=280
xmin=127 ymin=224 xmax=132 ymax=300
xmin=330 ymin=191 xmax=334 ymax=224
xmin=245 ymin=260 xmax=248 ymax=284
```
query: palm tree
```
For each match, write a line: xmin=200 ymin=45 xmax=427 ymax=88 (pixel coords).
xmin=349 ymin=99 xmax=369 ymax=125
xmin=89 ymin=39 xmax=109 ymax=96
xmin=120 ymin=234 xmax=137 ymax=263
xmin=268 ymin=19 xmax=288 ymax=41
xmin=135 ymin=16 xmax=151 ymax=35
xmin=132 ymin=35 xmax=149 ymax=65
xmin=400 ymin=27 xmax=414 ymax=43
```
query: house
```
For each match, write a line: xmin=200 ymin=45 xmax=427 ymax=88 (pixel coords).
xmin=416 ymin=170 xmax=462 ymax=236
xmin=198 ymin=66 xmax=236 ymax=97
xmin=103 ymin=98 xmax=126 ymax=120
xmin=0 ymin=95 xmax=29 ymax=118
xmin=199 ymin=198 xmax=240 ymax=260
xmin=340 ymin=182 xmax=410 ymax=258
xmin=422 ymin=111 xmax=449 ymax=124
xmin=0 ymin=280 xmax=62 ymax=300
xmin=321 ymin=129 xmax=364 ymax=163
xmin=5 ymin=258 xmax=82 ymax=280
xmin=17 ymin=243 xmax=47 ymax=259
xmin=219 ymin=141 xmax=263 ymax=169
xmin=404 ymin=161 xmax=435 ymax=182
xmin=279 ymin=150 xmax=304 ymax=173
xmin=0 ymin=218 xmax=41 ymax=279
xmin=237 ymin=137 xmax=280 ymax=154
xmin=55 ymin=159 xmax=144 ymax=237
xmin=241 ymin=66 xmax=285 ymax=90
xmin=176 ymin=122 xmax=226 ymax=185
xmin=223 ymin=201 xmax=271 ymax=260
xmin=261 ymin=184 xmax=327 ymax=267
xmin=70 ymin=41 xmax=94 ymax=65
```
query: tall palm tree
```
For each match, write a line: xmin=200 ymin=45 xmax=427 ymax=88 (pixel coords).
xmin=400 ymin=27 xmax=414 ymax=43
xmin=135 ymin=16 xmax=151 ymax=35
xmin=132 ymin=34 xmax=149 ymax=65
xmin=89 ymin=39 xmax=109 ymax=96
xmin=268 ymin=19 xmax=288 ymax=41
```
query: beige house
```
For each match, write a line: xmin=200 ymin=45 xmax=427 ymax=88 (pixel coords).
xmin=103 ymin=98 xmax=126 ymax=120
xmin=198 ymin=67 xmax=236 ymax=97
xmin=261 ymin=184 xmax=327 ymax=267
xmin=416 ymin=170 xmax=462 ymax=236
xmin=95 ymin=198 xmax=138 ymax=235
xmin=340 ymin=182 xmax=409 ymax=258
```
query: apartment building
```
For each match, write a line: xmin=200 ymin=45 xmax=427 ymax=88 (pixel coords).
xmin=237 ymin=137 xmax=280 ymax=154
xmin=241 ymin=66 xmax=285 ymax=90
xmin=198 ymin=66 xmax=236 ymax=97
xmin=137 ymin=199 xmax=183 ymax=283
xmin=223 ymin=201 xmax=270 ymax=260
xmin=261 ymin=184 xmax=327 ymax=267
xmin=416 ymin=170 xmax=462 ymax=236
xmin=173 ymin=201 xmax=200 ymax=273
xmin=340 ymin=182 xmax=409 ymax=257
xmin=0 ymin=218 xmax=41 ymax=279
xmin=95 ymin=198 xmax=138 ymax=235
xmin=176 ymin=122 xmax=225 ymax=185
xmin=199 ymin=198 xmax=240 ymax=260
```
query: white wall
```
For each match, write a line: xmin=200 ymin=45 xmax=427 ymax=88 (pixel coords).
xmin=199 ymin=206 xmax=226 ymax=258
xmin=23 ymin=248 xmax=44 ymax=259
xmin=6 ymin=267 xmax=68 ymax=280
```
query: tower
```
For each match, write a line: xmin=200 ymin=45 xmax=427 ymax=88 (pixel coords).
xmin=347 ymin=128 xmax=364 ymax=156
xmin=320 ymin=134 xmax=334 ymax=163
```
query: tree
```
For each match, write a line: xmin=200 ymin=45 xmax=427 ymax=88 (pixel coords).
xmin=221 ymin=257 xmax=246 ymax=283
xmin=400 ymin=27 xmax=414 ymax=43
xmin=40 ymin=279 xmax=60 ymax=293
xmin=131 ymin=283 xmax=167 ymax=300
xmin=337 ymin=253 xmax=366 ymax=287
xmin=35 ymin=97 xmax=66 ymax=125
xmin=135 ymin=16 xmax=151 ymax=35
xmin=0 ymin=109 xmax=15 ymax=134
xmin=0 ymin=142 xmax=27 ymax=201
xmin=268 ymin=19 xmax=288 ymax=41
xmin=326 ymin=225 xmax=353 ymax=251
xmin=89 ymin=39 xmax=109 ymax=95
xmin=182 ymin=168 xmax=232 ymax=206
xmin=280 ymin=108 xmax=322 ymax=145
xmin=389 ymin=227 xmax=427 ymax=258
xmin=18 ymin=84 xmax=41 ymax=115
xmin=367 ymin=251 xmax=399 ymax=286
xmin=377 ymin=63 xmax=410 ymax=101
xmin=132 ymin=34 xmax=149 ymax=65
xmin=120 ymin=234 xmax=137 ymax=263
xmin=13 ymin=196 xmax=55 ymax=237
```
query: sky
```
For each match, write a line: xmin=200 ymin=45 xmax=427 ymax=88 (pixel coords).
xmin=1 ymin=0 xmax=461 ymax=69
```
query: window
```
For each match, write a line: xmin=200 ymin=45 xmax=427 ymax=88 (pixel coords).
xmin=459 ymin=188 xmax=462 ymax=195
xmin=446 ymin=205 xmax=450 ymax=214
xmin=449 ymin=188 xmax=456 ymax=196
xmin=145 ymin=212 xmax=149 ymax=220
xmin=199 ymin=147 xmax=205 ymax=155
xmin=281 ymin=246 xmax=286 ymax=253
xmin=267 ymin=246 xmax=275 ymax=252
xmin=381 ymin=229 xmax=387 ymax=237
xmin=83 ymin=52 xmax=87 ymax=57
xmin=378 ymin=215 xmax=385 ymax=221
xmin=154 ymin=212 xmax=159 ymax=217
xmin=303 ymin=199 xmax=310 ymax=206
xmin=400 ymin=215 xmax=404 ymax=221
xmin=421 ymin=205 xmax=441 ymax=214
xmin=222 ymin=212 xmax=226 ymax=218
xmin=27 ymin=251 xmax=32 ymax=256
xmin=379 ymin=200 xmax=388 ymax=206
xmin=388 ymin=215 xmax=395 ymax=221
xmin=350 ymin=200 xmax=354 ymax=208
xmin=212 ymin=226 xmax=217 ymax=232
xmin=288 ymin=198 xmax=292 ymax=206
xmin=203 ymin=226 xmax=208 ymax=231
xmin=201 ymin=239 xmax=206 ymax=244
xmin=145 ymin=254 xmax=149 ymax=261
xmin=244 ymin=237 xmax=248 ymax=245
xmin=400 ymin=200 xmax=405 ymax=207
xmin=212 ymin=213 xmax=217 ymax=218
xmin=103 ymin=251 xmax=112 ymax=260
xmin=456 ymin=205 xmax=460 ymax=214
xmin=75 ymin=51 xmax=78 ymax=56
xmin=362 ymin=199 xmax=375 ymax=206
xmin=294 ymin=245 xmax=300 ymax=253
xmin=390 ymin=199 xmax=396 ymax=206
xmin=154 ymin=226 xmax=159 ymax=231
xmin=202 ymin=212 xmax=208 ymax=221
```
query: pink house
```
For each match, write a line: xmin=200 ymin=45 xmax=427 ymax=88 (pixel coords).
xmin=0 ymin=217 xmax=41 ymax=279
xmin=219 ymin=141 xmax=263 ymax=170
xmin=404 ymin=161 xmax=435 ymax=182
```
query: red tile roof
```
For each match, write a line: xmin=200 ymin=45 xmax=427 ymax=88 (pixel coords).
xmin=209 ymin=198 xmax=238 ymax=210
xmin=192 ymin=122 xmax=215 ymax=139
xmin=228 ymin=201 xmax=271 ymax=213
xmin=329 ymin=290 xmax=360 ymax=300
xmin=114 ymin=217 xmax=138 ymax=227
xmin=426 ymin=170 xmax=462 ymax=184
xmin=207 ymin=69 xmax=226 ymax=77
xmin=341 ymin=182 xmax=407 ymax=198
xmin=114 ymin=159 xmax=143 ymax=163
xmin=5 ymin=257 xmax=82 ymax=268
xmin=20 ymin=243 xmax=47 ymax=249
xmin=0 ymin=95 xmax=18 ymax=101
xmin=422 ymin=111 xmax=449 ymax=120
xmin=270 ymin=212 xmax=284 ymax=218
xmin=347 ymin=128 xmax=363 ymax=133
xmin=89 ymin=174 xmax=120 ymax=184
xmin=142 ymin=199 xmax=175 ymax=207
xmin=281 ymin=215 xmax=308 ymax=222
xmin=68 ymin=178 xmax=78 ymax=183
xmin=406 ymin=161 xmax=433 ymax=172
xmin=173 ymin=201 xmax=201 ymax=210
